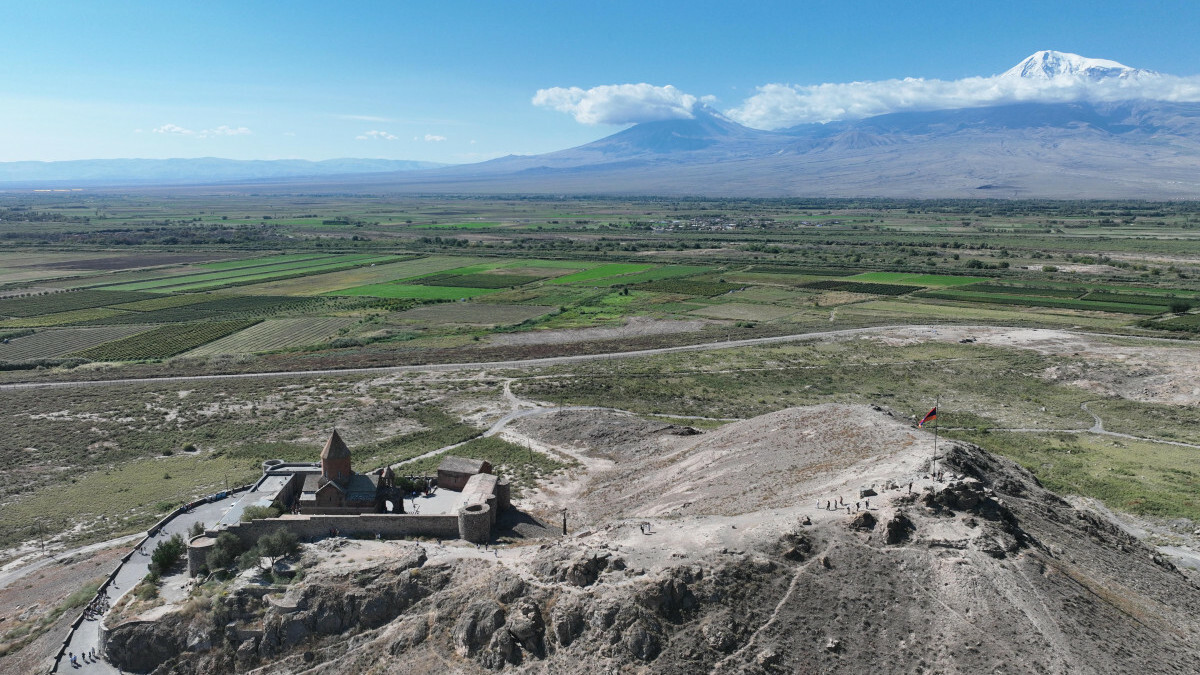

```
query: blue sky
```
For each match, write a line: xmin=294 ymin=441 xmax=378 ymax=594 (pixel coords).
xmin=3 ymin=0 xmax=1198 ymax=163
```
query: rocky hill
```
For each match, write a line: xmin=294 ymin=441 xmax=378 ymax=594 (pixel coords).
xmin=104 ymin=405 xmax=1200 ymax=674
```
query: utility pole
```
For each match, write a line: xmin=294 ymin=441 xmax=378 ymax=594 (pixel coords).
xmin=561 ymin=508 xmax=568 ymax=536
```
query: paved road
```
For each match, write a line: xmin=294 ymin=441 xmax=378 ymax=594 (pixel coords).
xmin=0 ymin=535 xmax=142 ymax=593
xmin=58 ymin=497 xmax=241 ymax=673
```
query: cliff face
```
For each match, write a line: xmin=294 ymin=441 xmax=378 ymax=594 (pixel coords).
xmin=106 ymin=407 xmax=1200 ymax=674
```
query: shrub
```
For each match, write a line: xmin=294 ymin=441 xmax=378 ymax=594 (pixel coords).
xmin=149 ymin=533 xmax=185 ymax=576
xmin=241 ymin=504 xmax=283 ymax=522
xmin=258 ymin=529 xmax=299 ymax=568
xmin=205 ymin=532 xmax=244 ymax=572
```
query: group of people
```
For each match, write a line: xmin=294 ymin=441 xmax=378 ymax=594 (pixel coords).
xmin=814 ymin=474 xmax=953 ymax=517
xmin=66 ymin=647 xmax=99 ymax=668
xmin=817 ymin=496 xmax=871 ymax=515
xmin=83 ymin=588 xmax=110 ymax=621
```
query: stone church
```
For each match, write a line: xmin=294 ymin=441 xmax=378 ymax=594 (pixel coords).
xmin=297 ymin=430 xmax=385 ymax=514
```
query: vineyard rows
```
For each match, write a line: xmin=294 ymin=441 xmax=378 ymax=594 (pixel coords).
xmin=0 ymin=325 xmax=153 ymax=361
xmin=632 ymin=279 xmax=742 ymax=296
xmin=74 ymin=296 xmax=326 ymax=325
xmin=185 ymin=317 xmax=359 ymax=356
xmin=417 ymin=272 xmax=546 ymax=288
xmin=800 ymin=280 xmax=921 ymax=296
xmin=0 ymin=290 xmax=156 ymax=317
xmin=70 ymin=320 xmax=260 ymax=361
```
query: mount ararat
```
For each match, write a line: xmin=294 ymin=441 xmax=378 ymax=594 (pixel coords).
xmin=8 ymin=51 xmax=1200 ymax=198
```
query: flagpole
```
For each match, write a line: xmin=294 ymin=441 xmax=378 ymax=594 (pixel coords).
xmin=933 ymin=395 xmax=939 ymax=478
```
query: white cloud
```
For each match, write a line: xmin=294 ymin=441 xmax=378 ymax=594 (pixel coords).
xmin=153 ymin=123 xmax=194 ymax=135
xmin=207 ymin=125 xmax=251 ymax=136
xmin=423 ymin=133 xmax=446 ymax=142
xmin=152 ymin=123 xmax=252 ymax=138
xmin=727 ymin=73 xmax=1200 ymax=129
xmin=533 ymin=83 xmax=699 ymax=124
xmin=355 ymin=130 xmax=398 ymax=141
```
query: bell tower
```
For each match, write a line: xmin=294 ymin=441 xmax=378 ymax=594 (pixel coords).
xmin=320 ymin=429 xmax=352 ymax=485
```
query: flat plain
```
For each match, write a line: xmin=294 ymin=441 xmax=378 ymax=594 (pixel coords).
xmin=2 ymin=194 xmax=1200 ymax=570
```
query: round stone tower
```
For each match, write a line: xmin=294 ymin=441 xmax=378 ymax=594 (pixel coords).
xmin=321 ymin=429 xmax=352 ymax=485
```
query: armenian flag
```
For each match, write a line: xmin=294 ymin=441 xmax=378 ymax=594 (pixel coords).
xmin=918 ymin=407 xmax=937 ymax=428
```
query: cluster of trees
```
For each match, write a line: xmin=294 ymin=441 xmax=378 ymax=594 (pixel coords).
xmin=202 ymin=529 xmax=298 ymax=577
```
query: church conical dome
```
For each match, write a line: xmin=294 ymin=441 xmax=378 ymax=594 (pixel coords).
xmin=321 ymin=429 xmax=351 ymax=460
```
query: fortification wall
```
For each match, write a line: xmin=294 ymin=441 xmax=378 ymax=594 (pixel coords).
xmin=458 ymin=503 xmax=491 ymax=544
xmin=219 ymin=513 xmax=462 ymax=551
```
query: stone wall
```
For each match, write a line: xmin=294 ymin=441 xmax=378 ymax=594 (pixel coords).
xmin=219 ymin=513 xmax=462 ymax=551
xmin=458 ymin=503 xmax=491 ymax=544
xmin=187 ymin=535 xmax=216 ymax=577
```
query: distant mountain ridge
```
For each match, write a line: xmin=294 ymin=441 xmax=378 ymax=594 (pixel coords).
xmin=8 ymin=51 xmax=1200 ymax=198
xmin=0 ymin=157 xmax=446 ymax=186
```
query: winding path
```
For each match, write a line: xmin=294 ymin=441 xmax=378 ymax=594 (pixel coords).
xmin=944 ymin=401 xmax=1200 ymax=450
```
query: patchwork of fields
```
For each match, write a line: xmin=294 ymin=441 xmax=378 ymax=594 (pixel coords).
xmin=0 ymin=250 xmax=1196 ymax=364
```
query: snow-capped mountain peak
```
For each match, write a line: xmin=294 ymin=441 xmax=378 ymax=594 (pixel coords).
xmin=1002 ymin=50 xmax=1154 ymax=81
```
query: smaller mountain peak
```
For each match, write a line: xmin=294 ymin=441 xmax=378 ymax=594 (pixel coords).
xmin=1003 ymin=50 xmax=1153 ymax=81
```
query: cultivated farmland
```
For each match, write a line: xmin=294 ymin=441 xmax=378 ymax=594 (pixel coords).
xmin=0 ymin=325 xmax=153 ymax=361
xmin=185 ymin=317 xmax=360 ymax=356
xmin=69 ymin=320 xmax=261 ymax=360
xmin=0 ymin=290 xmax=157 ymax=317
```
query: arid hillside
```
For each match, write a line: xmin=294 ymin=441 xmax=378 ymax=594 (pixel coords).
xmin=106 ymin=405 xmax=1200 ymax=674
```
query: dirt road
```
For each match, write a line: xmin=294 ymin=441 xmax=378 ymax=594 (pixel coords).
xmin=1 ymin=324 xmax=1193 ymax=391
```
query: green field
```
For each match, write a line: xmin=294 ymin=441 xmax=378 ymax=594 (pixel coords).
xmin=415 ymin=272 xmax=546 ymax=288
xmin=597 ymin=265 xmax=711 ymax=286
xmin=549 ymin=263 xmax=653 ymax=284
xmin=103 ymin=254 xmax=372 ymax=291
xmin=231 ymin=255 xmax=487 ymax=295
xmin=847 ymin=272 xmax=987 ymax=286
xmin=104 ymin=254 xmax=398 ymax=292
xmin=331 ymin=283 xmax=500 ymax=300
xmin=413 ymin=221 xmax=502 ymax=229
xmin=199 ymin=253 xmax=328 ymax=271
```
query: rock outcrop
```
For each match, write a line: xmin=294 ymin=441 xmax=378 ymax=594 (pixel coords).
xmin=105 ymin=406 xmax=1200 ymax=674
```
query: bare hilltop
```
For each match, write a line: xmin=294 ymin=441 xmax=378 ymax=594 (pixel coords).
xmin=103 ymin=404 xmax=1200 ymax=674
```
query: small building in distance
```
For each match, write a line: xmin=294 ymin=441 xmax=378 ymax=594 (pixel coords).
xmin=438 ymin=455 xmax=493 ymax=492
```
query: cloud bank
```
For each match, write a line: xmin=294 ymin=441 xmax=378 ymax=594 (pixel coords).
xmin=533 ymin=54 xmax=1200 ymax=131
xmin=533 ymin=83 xmax=698 ymax=124
xmin=727 ymin=73 xmax=1200 ymax=129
